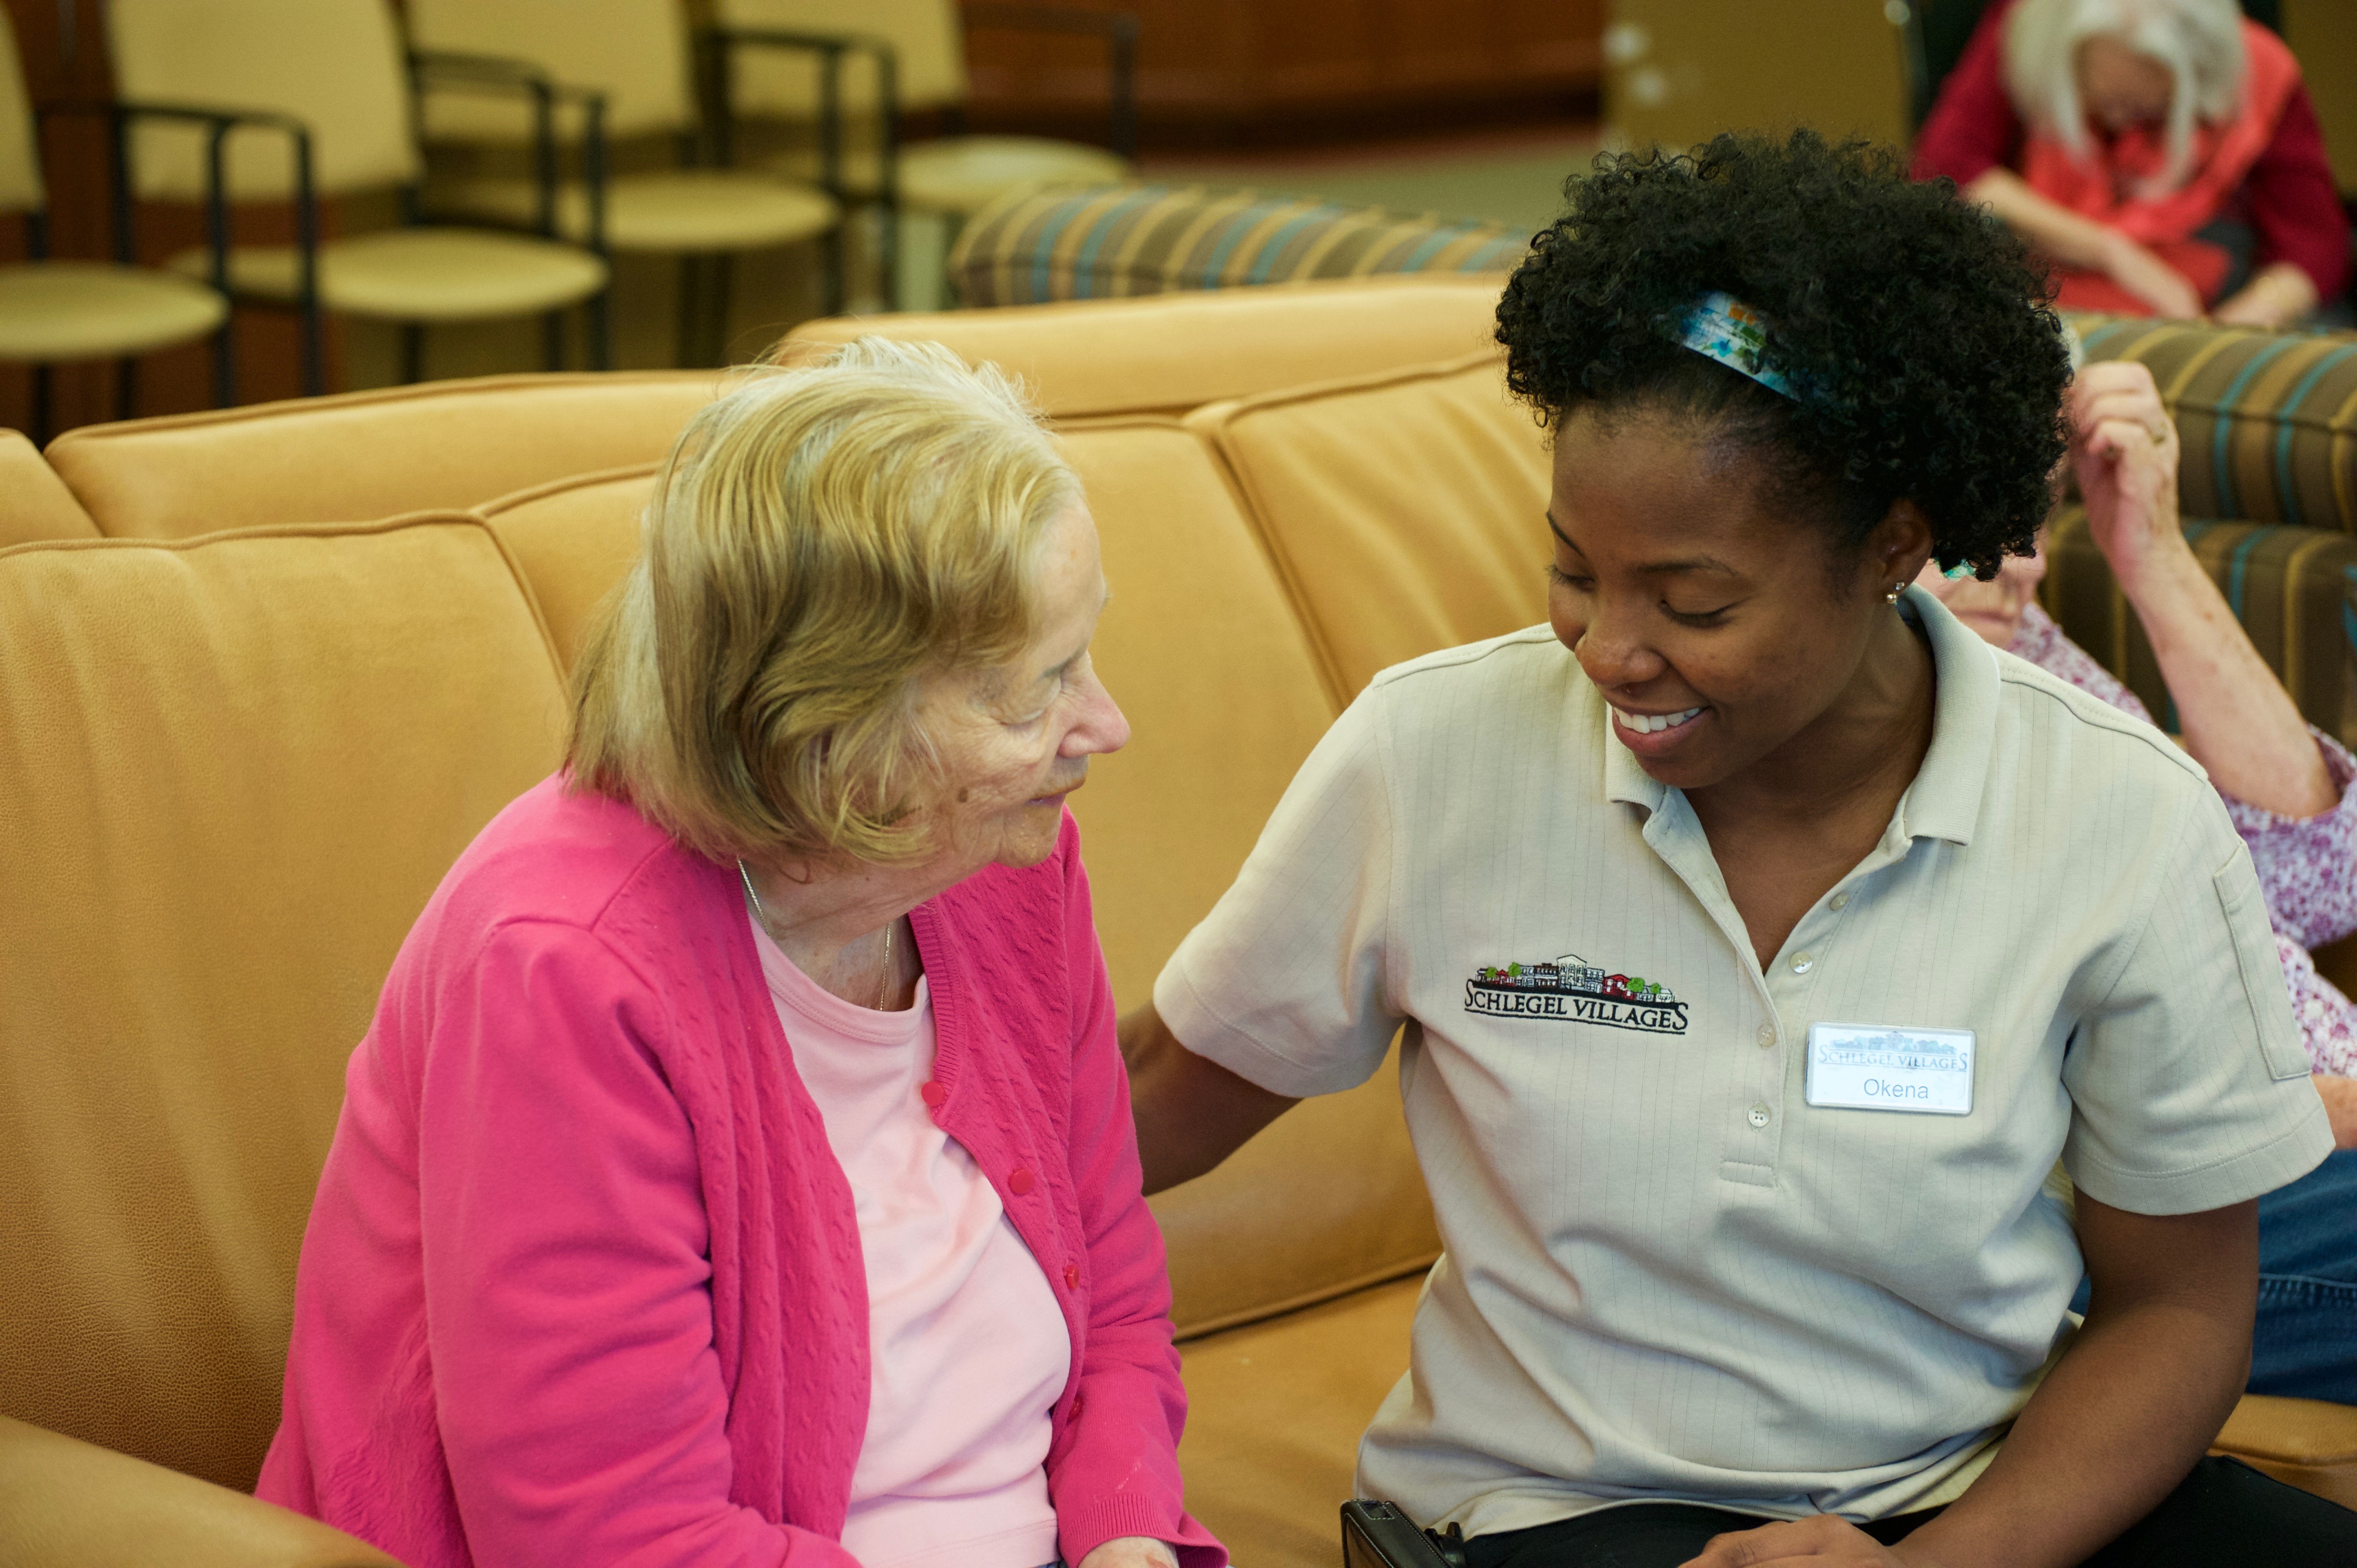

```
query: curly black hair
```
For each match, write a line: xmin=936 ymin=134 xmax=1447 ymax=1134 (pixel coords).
xmin=1495 ymin=130 xmax=2070 ymax=580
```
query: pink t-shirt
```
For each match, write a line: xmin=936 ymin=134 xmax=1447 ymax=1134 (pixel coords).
xmin=750 ymin=915 xmax=1071 ymax=1568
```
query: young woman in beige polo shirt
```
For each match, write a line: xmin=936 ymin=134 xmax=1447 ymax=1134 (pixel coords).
xmin=1124 ymin=131 xmax=2356 ymax=1566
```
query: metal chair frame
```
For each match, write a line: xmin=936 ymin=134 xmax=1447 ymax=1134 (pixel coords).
xmin=17 ymin=100 xmax=241 ymax=438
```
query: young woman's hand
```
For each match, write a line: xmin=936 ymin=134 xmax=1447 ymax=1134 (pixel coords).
xmin=1677 ymin=1514 xmax=1945 ymax=1566
xmin=2069 ymin=360 xmax=2185 ymax=600
xmin=1078 ymin=1536 xmax=1180 ymax=1568
xmin=2099 ymin=231 xmax=2206 ymax=319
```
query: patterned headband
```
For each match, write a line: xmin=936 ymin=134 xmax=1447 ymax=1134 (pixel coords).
xmin=1672 ymin=291 xmax=1800 ymax=400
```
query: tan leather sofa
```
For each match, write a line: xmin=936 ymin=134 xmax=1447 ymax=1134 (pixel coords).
xmin=4 ymin=275 xmax=2354 ymax=1568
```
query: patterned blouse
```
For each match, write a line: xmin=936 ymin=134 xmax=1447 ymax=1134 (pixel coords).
xmin=2011 ymin=602 xmax=2357 ymax=1077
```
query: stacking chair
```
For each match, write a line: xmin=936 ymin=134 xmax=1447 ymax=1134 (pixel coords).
xmin=409 ymin=0 xmax=843 ymax=366
xmin=0 ymin=9 xmax=224 ymax=441
xmin=708 ymin=0 xmax=1138 ymax=305
xmin=105 ymin=0 xmax=612 ymax=393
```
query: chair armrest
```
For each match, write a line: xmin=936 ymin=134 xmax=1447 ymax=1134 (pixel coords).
xmin=698 ymin=25 xmax=898 ymax=200
xmin=958 ymin=3 xmax=1139 ymax=159
xmin=406 ymin=49 xmax=610 ymax=253
xmin=0 ymin=1415 xmax=405 ymax=1568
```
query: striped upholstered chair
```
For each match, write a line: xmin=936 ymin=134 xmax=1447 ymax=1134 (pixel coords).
xmin=2047 ymin=316 xmax=2357 ymax=746
xmin=945 ymin=181 xmax=1529 ymax=307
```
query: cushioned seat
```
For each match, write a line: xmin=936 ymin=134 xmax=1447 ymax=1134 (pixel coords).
xmin=0 ymin=261 xmax=227 ymax=361
xmin=769 ymin=134 xmax=1130 ymax=216
xmin=2214 ymin=1395 xmax=2357 ymax=1512
xmin=477 ymin=462 xmax=661 ymax=669
xmin=168 ymin=227 xmax=607 ymax=322
xmin=0 ymin=430 xmax=99 ymax=546
xmin=440 ymin=169 xmax=838 ymax=252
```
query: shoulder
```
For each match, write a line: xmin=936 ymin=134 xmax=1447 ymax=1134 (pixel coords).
xmin=1364 ymin=626 xmax=1591 ymax=733
xmin=421 ymin=773 xmax=724 ymax=962
xmin=1991 ymin=646 xmax=2211 ymax=801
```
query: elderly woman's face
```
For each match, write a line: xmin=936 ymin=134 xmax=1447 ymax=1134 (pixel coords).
xmin=1546 ymin=406 xmax=1922 ymax=792
xmin=917 ymin=499 xmax=1129 ymax=873
xmin=2077 ymin=34 xmax=2175 ymax=131
xmin=1912 ymin=528 xmax=2049 ymax=649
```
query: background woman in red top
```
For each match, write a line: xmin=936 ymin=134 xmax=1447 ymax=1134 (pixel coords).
xmin=1914 ymin=0 xmax=2349 ymax=327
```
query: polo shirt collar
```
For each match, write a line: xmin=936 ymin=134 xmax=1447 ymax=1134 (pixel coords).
xmin=1598 ymin=582 xmax=1995 ymax=845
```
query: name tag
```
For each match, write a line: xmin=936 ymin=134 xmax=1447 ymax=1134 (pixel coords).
xmin=1805 ymin=1022 xmax=1975 ymax=1115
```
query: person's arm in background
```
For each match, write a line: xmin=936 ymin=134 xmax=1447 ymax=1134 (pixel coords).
xmin=1966 ymin=169 xmax=2207 ymax=318
xmin=2212 ymin=84 xmax=2347 ymax=328
xmin=2073 ymin=360 xmax=2357 ymax=1145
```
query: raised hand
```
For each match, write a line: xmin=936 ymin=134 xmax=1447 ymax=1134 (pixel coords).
xmin=2068 ymin=359 xmax=2184 ymax=599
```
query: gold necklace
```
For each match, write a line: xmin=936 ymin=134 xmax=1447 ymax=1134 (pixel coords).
xmin=738 ymin=858 xmax=896 ymax=1010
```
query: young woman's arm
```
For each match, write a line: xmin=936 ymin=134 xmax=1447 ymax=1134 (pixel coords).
xmin=1119 ymin=1003 xmax=1298 ymax=1195
xmin=2072 ymin=360 xmax=2337 ymax=818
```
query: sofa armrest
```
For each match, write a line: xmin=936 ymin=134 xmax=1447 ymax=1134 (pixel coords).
xmin=0 ymin=1416 xmax=404 ymax=1568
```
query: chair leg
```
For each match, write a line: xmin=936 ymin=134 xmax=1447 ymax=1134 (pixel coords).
xmin=541 ymin=310 xmax=567 ymax=373
xmin=822 ymin=222 xmax=846 ymax=319
xmin=587 ymin=287 xmax=611 ymax=372
xmin=399 ymin=324 xmax=426 ymax=385
xmin=114 ymin=358 xmax=138 ymax=422
xmin=29 ymin=362 xmax=52 ymax=447
xmin=708 ymin=253 xmax=735 ymax=367
xmin=675 ymin=254 xmax=703 ymax=369
xmin=211 ymin=317 xmax=235 ymax=408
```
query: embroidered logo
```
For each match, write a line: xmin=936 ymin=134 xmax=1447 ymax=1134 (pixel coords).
xmin=1465 ymin=953 xmax=1689 ymax=1034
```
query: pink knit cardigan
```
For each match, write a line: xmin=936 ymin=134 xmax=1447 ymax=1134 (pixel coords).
xmin=256 ymin=776 xmax=1223 ymax=1568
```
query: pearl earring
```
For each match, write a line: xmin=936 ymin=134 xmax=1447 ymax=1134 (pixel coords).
xmin=1884 ymin=584 xmax=1903 ymax=605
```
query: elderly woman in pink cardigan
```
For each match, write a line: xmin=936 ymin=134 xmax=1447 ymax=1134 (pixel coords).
xmin=257 ymin=337 xmax=1223 ymax=1568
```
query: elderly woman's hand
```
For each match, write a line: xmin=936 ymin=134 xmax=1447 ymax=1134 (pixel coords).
xmin=2069 ymin=360 xmax=2185 ymax=601
xmin=2097 ymin=231 xmax=2206 ymax=321
xmin=1675 ymin=1514 xmax=1941 ymax=1567
xmin=1078 ymin=1535 xmax=1182 ymax=1568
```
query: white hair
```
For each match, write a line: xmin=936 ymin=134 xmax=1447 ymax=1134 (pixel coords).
xmin=2003 ymin=0 xmax=2246 ymax=194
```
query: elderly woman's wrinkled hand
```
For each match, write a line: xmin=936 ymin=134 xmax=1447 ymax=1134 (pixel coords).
xmin=1675 ymin=1514 xmax=1943 ymax=1567
xmin=1078 ymin=1535 xmax=1182 ymax=1568
xmin=2069 ymin=360 xmax=2185 ymax=600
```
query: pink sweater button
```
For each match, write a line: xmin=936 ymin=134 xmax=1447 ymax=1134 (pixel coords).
xmin=1008 ymin=1168 xmax=1035 ymax=1195
xmin=919 ymin=1081 xmax=945 ymax=1108
xmin=1063 ymin=1265 xmax=1080 ymax=1288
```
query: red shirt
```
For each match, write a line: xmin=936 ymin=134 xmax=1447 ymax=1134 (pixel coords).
xmin=1912 ymin=0 xmax=2350 ymax=301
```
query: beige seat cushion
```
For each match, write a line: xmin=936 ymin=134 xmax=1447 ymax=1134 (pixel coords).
xmin=478 ymin=463 xmax=658 ymax=672
xmin=0 ymin=262 xmax=225 ymax=361
xmin=781 ymin=275 xmax=1506 ymax=420
xmin=1052 ymin=417 xmax=1439 ymax=1333
xmin=0 ymin=516 xmax=565 ymax=1489
xmin=169 ymin=227 xmax=606 ymax=321
xmin=1188 ymin=350 xmax=1552 ymax=701
xmin=2214 ymin=1393 xmax=2357 ymax=1512
xmin=0 ymin=429 xmax=99 ymax=545
xmin=48 ymin=370 xmax=724 ymax=538
xmin=0 ymin=1415 xmax=402 ymax=1568
xmin=768 ymin=134 xmax=1129 ymax=212
xmin=440 ymin=170 xmax=838 ymax=252
xmin=1180 ymin=1276 xmax=1420 ymax=1568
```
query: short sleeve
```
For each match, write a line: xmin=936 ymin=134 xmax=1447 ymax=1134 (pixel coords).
xmin=1153 ymin=688 xmax=1399 ymax=1098
xmin=2062 ymin=793 xmax=2333 ymax=1214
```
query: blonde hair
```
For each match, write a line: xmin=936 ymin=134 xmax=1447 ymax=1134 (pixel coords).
xmin=2003 ymin=0 xmax=2246 ymax=194
xmin=567 ymin=336 xmax=1077 ymax=865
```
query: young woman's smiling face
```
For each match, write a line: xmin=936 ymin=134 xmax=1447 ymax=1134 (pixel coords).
xmin=1546 ymin=404 xmax=1928 ymax=792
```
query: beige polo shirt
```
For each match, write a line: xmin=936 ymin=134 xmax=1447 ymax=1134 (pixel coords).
xmin=1155 ymin=587 xmax=2330 ymax=1533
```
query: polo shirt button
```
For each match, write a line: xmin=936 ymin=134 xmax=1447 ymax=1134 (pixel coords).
xmin=1063 ymin=1264 xmax=1080 ymax=1288
xmin=919 ymin=1081 xmax=946 ymax=1108
xmin=1009 ymin=1168 xmax=1036 ymax=1195
xmin=1789 ymin=951 xmax=1814 ymax=974
xmin=1747 ymin=1103 xmax=1772 ymax=1128
xmin=1829 ymin=892 xmax=1850 ymax=911
xmin=1756 ymin=1023 xmax=1776 ymax=1048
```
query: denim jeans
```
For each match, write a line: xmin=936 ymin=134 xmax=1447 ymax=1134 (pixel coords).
xmin=2068 ymin=1148 xmax=2357 ymax=1404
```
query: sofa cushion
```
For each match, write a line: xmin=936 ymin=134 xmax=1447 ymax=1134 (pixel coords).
xmin=478 ymin=463 xmax=659 ymax=674
xmin=2212 ymin=1394 xmax=2357 ymax=1513
xmin=2073 ymin=317 xmax=2357 ymax=535
xmin=1050 ymin=417 xmax=1442 ymax=1335
xmin=783 ymin=276 xmax=1507 ymax=421
xmin=1179 ymin=1275 xmax=1421 ymax=1568
xmin=0 ymin=517 xmax=566 ymax=1490
xmin=1187 ymin=350 xmax=1553 ymax=702
xmin=45 ymin=370 xmax=723 ymax=539
xmin=2041 ymin=509 xmax=2357 ymax=744
xmin=0 ymin=427 xmax=100 ymax=546
xmin=946 ymin=181 xmax=1525 ymax=307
